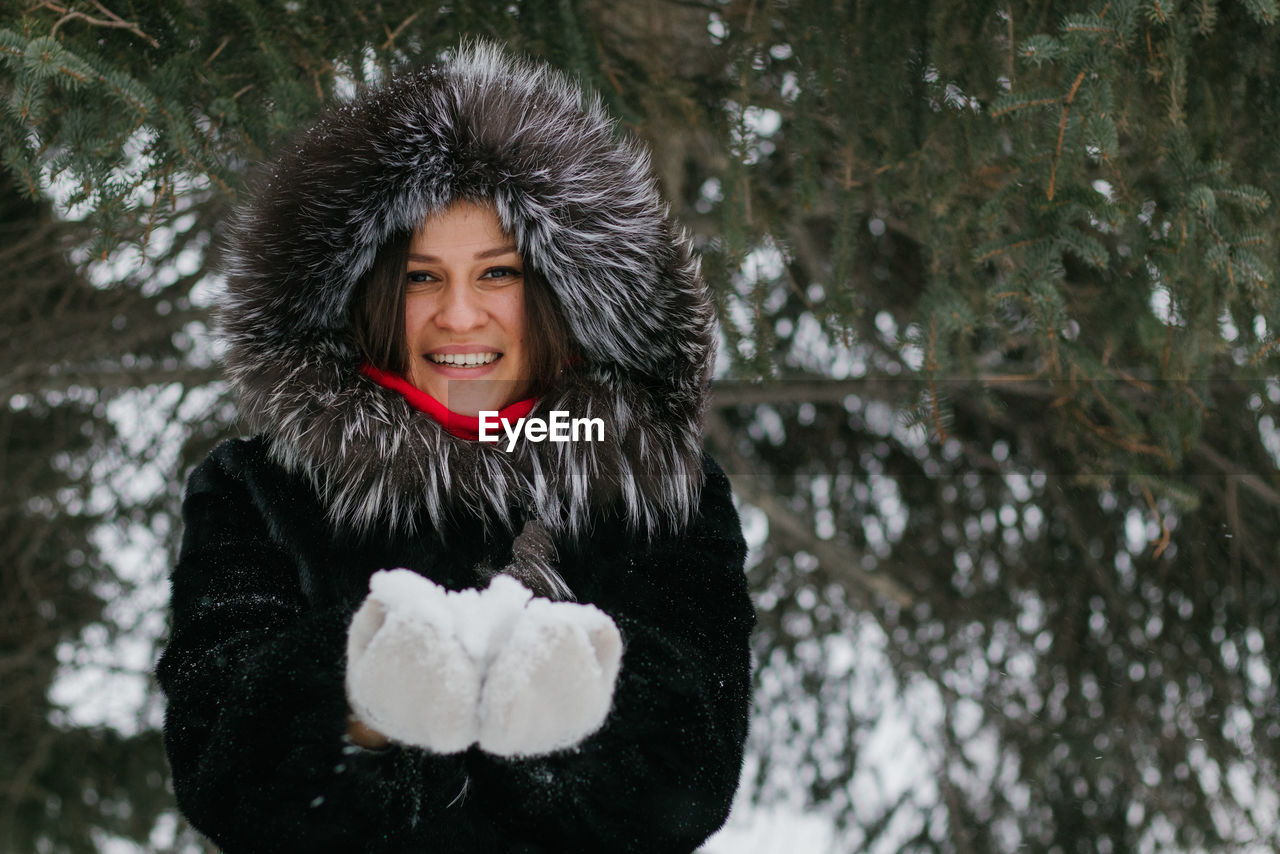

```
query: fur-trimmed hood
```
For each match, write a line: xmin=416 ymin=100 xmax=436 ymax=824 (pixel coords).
xmin=218 ymin=41 xmax=715 ymax=538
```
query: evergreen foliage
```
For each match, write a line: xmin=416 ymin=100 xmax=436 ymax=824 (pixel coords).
xmin=1 ymin=1 xmax=1277 ymax=851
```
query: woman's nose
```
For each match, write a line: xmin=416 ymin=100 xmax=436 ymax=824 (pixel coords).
xmin=433 ymin=284 xmax=485 ymax=330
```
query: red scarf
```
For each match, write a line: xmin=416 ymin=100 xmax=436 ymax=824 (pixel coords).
xmin=361 ymin=364 xmax=536 ymax=441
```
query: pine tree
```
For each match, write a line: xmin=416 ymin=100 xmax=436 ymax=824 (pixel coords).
xmin=1 ymin=1 xmax=1277 ymax=851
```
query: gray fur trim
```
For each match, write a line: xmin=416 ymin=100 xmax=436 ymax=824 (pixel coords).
xmin=218 ymin=41 xmax=714 ymax=537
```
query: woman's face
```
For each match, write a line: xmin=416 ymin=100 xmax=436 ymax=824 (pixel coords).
xmin=403 ymin=201 xmax=528 ymax=416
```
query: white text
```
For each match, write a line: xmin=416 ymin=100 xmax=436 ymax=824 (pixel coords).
xmin=478 ymin=410 xmax=605 ymax=452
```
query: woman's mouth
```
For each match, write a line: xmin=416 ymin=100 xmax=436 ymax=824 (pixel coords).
xmin=426 ymin=352 xmax=501 ymax=367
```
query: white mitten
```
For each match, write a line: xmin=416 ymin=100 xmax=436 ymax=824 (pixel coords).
xmin=441 ymin=574 xmax=535 ymax=666
xmin=478 ymin=597 xmax=623 ymax=757
xmin=346 ymin=570 xmax=486 ymax=752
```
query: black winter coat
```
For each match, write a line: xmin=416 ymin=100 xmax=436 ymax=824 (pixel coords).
xmin=155 ymin=437 xmax=752 ymax=853
xmin=155 ymin=41 xmax=754 ymax=853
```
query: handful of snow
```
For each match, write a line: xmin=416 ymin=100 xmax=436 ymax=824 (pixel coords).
xmin=345 ymin=570 xmax=622 ymax=756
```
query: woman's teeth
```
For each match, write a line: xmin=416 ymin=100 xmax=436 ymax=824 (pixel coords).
xmin=428 ymin=352 xmax=499 ymax=367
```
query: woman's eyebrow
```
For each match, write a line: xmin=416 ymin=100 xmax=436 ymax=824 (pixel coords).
xmin=408 ymin=245 xmax=519 ymax=263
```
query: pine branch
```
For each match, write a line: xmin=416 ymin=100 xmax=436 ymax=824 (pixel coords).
xmin=1193 ymin=443 xmax=1280 ymax=509
xmin=705 ymin=410 xmax=915 ymax=607
xmin=1047 ymin=70 xmax=1086 ymax=201
xmin=36 ymin=0 xmax=159 ymax=48
xmin=0 ymin=365 xmax=223 ymax=398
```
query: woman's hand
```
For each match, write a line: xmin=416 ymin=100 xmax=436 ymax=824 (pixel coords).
xmin=345 ymin=571 xmax=485 ymax=753
xmin=477 ymin=597 xmax=623 ymax=757
xmin=345 ymin=569 xmax=622 ymax=757
xmin=345 ymin=714 xmax=390 ymax=750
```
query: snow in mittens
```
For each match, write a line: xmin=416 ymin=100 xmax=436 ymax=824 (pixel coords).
xmin=367 ymin=570 xmax=534 ymax=665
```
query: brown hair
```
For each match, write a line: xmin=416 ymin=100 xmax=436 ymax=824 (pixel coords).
xmin=352 ymin=223 xmax=574 ymax=398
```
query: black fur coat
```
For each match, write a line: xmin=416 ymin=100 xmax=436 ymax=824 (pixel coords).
xmin=154 ymin=42 xmax=754 ymax=854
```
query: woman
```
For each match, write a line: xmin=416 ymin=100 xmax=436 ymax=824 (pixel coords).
xmin=155 ymin=41 xmax=753 ymax=853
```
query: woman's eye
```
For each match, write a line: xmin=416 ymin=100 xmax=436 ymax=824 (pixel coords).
xmin=407 ymin=270 xmax=438 ymax=285
xmin=481 ymin=266 xmax=522 ymax=281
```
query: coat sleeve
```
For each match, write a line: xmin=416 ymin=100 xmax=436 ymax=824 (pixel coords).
xmin=463 ymin=454 xmax=755 ymax=853
xmin=154 ymin=442 xmax=483 ymax=853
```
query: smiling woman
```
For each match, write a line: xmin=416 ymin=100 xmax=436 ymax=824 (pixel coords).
xmin=353 ymin=200 xmax=573 ymax=419
xmin=404 ymin=201 xmax=528 ymax=415
xmin=154 ymin=40 xmax=754 ymax=854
